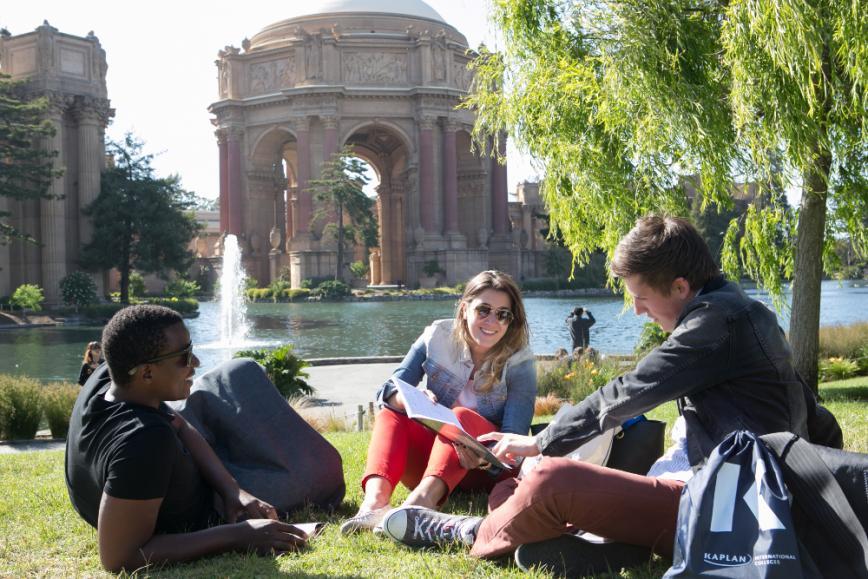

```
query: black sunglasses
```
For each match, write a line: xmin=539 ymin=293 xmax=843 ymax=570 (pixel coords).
xmin=473 ymin=304 xmax=515 ymax=325
xmin=128 ymin=342 xmax=194 ymax=375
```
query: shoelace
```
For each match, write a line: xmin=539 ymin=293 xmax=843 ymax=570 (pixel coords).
xmin=412 ymin=515 xmax=459 ymax=543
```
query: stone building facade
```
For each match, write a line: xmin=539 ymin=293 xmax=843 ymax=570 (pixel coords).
xmin=0 ymin=22 xmax=113 ymax=302
xmin=207 ymin=0 xmax=549 ymax=287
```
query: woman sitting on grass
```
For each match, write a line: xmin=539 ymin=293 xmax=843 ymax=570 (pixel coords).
xmin=341 ymin=270 xmax=537 ymax=534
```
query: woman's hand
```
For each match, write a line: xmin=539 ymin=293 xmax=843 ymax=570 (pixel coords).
xmin=453 ymin=443 xmax=487 ymax=470
xmin=477 ymin=432 xmax=540 ymax=463
xmin=385 ymin=391 xmax=406 ymax=412
xmin=223 ymin=489 xmax=278 ymax=523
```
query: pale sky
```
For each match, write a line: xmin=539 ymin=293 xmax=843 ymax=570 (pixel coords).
xmin=1 ymin=0 xmax=541 ymax=200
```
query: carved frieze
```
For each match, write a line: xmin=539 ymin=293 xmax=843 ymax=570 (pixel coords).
xmin=343 ymin=52 xmax=408 ymax=85
xmin=452 ymin=59 xmax=473 ymax=92
xmin=249 ymin=57 xmax=296 ymax=95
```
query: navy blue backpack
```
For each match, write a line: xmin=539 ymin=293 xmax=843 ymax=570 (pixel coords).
xmin=665 ymin=430 xmax=804 ymax=578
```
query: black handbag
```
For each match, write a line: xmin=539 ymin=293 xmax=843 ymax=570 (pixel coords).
xmin=530 ymin=416 xmax=666 ymax=476
xmin=607 ymin=418 xmax=666 ymax=475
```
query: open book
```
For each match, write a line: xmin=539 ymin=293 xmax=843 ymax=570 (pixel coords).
xmin=391 ymin=376 xmax=510 ymax=471
xmin=290 ymin=522 xmax=326 ymax=540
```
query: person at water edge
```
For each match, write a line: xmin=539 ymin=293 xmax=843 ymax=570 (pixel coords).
xmin=340 ymin=270 xmax=537 ymax=534
xmin=65 ymin=304 xmax=344 ymax=572
xmin=380 ymin=215 xmax=840 ymax=573
xmin=78 ymin=341 xmax=103 ymax=385
xmin=565 ymin=306 xmax=595 ymax=352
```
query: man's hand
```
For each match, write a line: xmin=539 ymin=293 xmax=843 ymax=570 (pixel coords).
xmin=234 ymin=519 xmax=308 ymax=554
xmin=223 ymin=489 xmax=278 ymax=523
xmin=477 ymin=432 xmax=540 ymax=463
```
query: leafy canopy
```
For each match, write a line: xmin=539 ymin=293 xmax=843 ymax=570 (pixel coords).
xmin=80 ymin=134 xmax=201 ymax=303
xmin=0 ymin=74 xmax=63 ymax=244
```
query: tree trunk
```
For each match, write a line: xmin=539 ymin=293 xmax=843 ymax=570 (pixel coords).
xmin=790 ymin=158 xmax=830 ymax=394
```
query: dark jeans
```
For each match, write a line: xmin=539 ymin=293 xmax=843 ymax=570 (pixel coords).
xmin=471 ymin=457 xmax=683 ymax=559
xmin=169 ymin=358 xmax=345 ymax=514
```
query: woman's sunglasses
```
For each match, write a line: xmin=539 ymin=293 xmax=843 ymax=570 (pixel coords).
xmin=128 ymin=342 xmax=194 ymax=375
xmin=473 ymin=304 xmax=515 ymax=325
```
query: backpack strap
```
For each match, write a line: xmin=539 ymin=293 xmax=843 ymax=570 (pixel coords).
xmin=761 ymin=432 xmax=868 ymax=576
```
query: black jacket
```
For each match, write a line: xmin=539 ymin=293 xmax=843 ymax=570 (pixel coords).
xmin=537 ymin=277 xmax=833 ymax=466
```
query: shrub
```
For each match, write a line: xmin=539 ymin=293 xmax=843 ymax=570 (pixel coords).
xmin=11 ymin=284 xmax=44 ymax=316
xmin=634 ymin=322 xmax=669 ymax=358
xmin=422 ymin=260 xmax=444 ymax=277
xmin=244 ymin=276 xmax=259 ymax=291
xmin=42 ymin=383 xmax=79 ymax=438
xmin=165 ymin=278 xmax=200 ymax=298
xmin=283 ymin=288 xmax=311 ymax=302
xmin=59 ymin=271 xmax=98 ymax=311
xmin=818 ymin=322 xmax=868 ymax=360
xmin=269 ymin=280 xmax=290 ymax=303
xmin=349 ymin=260 xmax=368 ymax=280
xmin=536 ymin=356 xmax=623 ymax=403
xmin=233 ymin=345 xmax=314 ymax=398
xmin=819 ymin=357 xmax=860 ymax=382
xmin=0 ymin=375 xmax=43 ymax=440
xmin=534 ymin=393 xmax=565 ymax=417
xmin=245 ymin=287 xmax=271 ymax=301
xmin=312 ymin=280 xmax=351 ymax=300
xmin=128 ymin=272 xmax=146 ymax=298
xmin=144 ymin=297 xmax=199 ymax=315
xmin=79 ymin=302 xmax=127 ymax=321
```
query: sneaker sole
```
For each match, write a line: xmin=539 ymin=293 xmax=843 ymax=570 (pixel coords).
xmin=514 ymin=534 xmax=653 ymax=576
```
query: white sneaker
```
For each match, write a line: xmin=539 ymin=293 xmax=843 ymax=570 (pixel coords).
xmin=340 ymin=506 xmax=390 ymax=535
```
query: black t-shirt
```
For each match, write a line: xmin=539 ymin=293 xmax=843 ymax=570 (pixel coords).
xmin=65 ymin=366 xmax=215 ymax=533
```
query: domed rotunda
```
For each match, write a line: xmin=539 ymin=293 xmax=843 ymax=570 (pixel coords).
xmin=209 ymin=0 xmax=538 ymax=287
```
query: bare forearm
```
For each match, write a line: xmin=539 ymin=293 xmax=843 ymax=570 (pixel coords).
xmin=106 ymin=524 xmax=242 ymax=572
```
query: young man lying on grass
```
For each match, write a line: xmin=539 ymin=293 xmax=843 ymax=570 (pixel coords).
xmin=65 ymin=305 xmax=344 ymax=572
xmin=378 ymin=215 xmax=841 ymax=576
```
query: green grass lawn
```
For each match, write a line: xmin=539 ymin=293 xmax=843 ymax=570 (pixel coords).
xmin=1 ymin=378 xmax=865 ymax=577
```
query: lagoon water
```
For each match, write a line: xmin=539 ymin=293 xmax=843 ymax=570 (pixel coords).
xmin=1 ymin=280 xmax=866 ymax=383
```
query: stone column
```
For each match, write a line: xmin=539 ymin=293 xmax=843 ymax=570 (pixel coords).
xmin=491 ymin=135 xmax=509 ymax=236
xmin=217 ymin=130 xmax=229 ymax=232
xmin=76 ymin=99 xmax=106 ymax=292
xmin=369 ymin=249 xmax=382 ymax=286
xmin=441 ymin=120 xmax=459 ymax=234
xmin=322 ymin=115 xmax=338 ymax=162
xmin=40 ymin=96 xmax=68 ymax=303
xmin=226 ymin=128 xmax=244 ymax=235
xmin=294 ymin=117 xmax=312 ymax=237
xmin=418 ymin=116 xmax=436 ymax=233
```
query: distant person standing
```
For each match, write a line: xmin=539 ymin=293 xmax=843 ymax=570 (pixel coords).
xmin=566 ymin=307 xmax=595 ymax=351
xmin=78 ymin=341 xmax=103 ymax=386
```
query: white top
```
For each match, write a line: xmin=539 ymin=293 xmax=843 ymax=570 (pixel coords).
xmin=645 ymin=416 xmax=693 ymax=482
xmin=454 ymin=377 xmax=479 ymax=410
xmin=287 ymin=0 xmax=445 ymax=23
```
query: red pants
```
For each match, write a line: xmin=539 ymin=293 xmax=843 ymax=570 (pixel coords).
xmin=471 ymin=457 xmax=684 ymax=559
xmin=362 ymin=407 xmax=512 ymax=499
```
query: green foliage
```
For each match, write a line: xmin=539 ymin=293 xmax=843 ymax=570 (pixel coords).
xmin=244 ymin=276 xmax=259 ymax=290
xmin=233 ymin=345 xmax=313 ymax=398
xmin=536 ymin=356 xmax=625 ymax=403
xmin=80 ymin=133 xmax=202 ymax=303
xmin=165 ymin=278 xmax=200 ymax=298
xmin=0 ymin=74 xmax=64 ymax=244
xmin=0 ymin=375 xmax=42 ymax=440
xmin=10 ymin=284 xmax=44 ymax=315
xmin=349 ymin=260 xmax=368 ymax=280
xmin=634 ymin=322 xmax=670 ymax=358
xmin=312 ymin=280 xmax=351 ymax=300
xmin=128 ymin=272 xmax=146 ymax=298
xmin=469 ymin=0 xmax=867 ymax=390
xmin=41 ymin=383 xmax=79 ymax=438
xmin=284 ymin=288 xmax=311 ymax=302
xmin=308 ymin=146 xmax=379 ymax=282
xmin=269 ymin=279 xmax=290 ymax=303
xmin=245 ymin=287 xmax=272 ymax=301
xmin=422 ymin=260 xmax=444 ymax=277
xmin=819 ymin=357 xmax=860 ymax=382
xmin=143 ymin=297 xmax=198 ymax=315
xmin=278 ymin=266 xmax=293 ymax=283
xmin=59 ymin=272 xmax=98 ymax=312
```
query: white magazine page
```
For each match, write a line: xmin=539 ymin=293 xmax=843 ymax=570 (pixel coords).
xmin=392 ymin=376 xmax=463 ymax=430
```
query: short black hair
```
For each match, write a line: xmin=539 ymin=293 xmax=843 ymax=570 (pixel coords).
xmin=573 ymin=307 xmax=584 ymax=316
xmin=101 ymin=305 xmax=184 ymax=386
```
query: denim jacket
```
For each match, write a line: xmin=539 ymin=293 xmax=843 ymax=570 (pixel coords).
xmin=375 ymin=319 xmax=537 ymax=435
xmin=536 ymin=277 xmax=828 ymax=466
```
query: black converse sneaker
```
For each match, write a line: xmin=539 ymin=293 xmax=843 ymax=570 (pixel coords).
xmin=381 ymin=507 xmax=482 ymax=548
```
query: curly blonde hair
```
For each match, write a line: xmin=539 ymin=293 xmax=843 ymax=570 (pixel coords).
xmin=452 ymin=270 xmax=529 ymax=393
